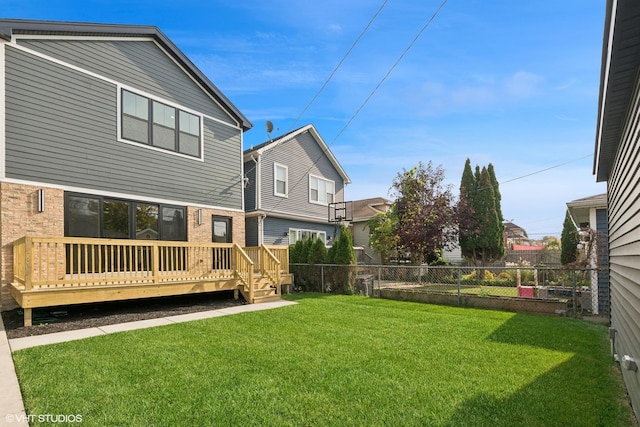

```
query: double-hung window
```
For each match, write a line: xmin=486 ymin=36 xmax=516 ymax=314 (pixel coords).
xmin=274 ymin=163 xmax=288 ymax=197
xmin=309 ymin=175 xmax=335 ymax=205
xmin=121 ymin=89 xmax=202 ymax=158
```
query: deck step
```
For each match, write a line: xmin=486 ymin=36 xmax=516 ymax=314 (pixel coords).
xmin=253 ymin=293 xmax=281 ymax=303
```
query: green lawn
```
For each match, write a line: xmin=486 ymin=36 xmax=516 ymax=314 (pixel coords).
xmin=416 ymin=284 xmax=519 ymax=297
xmin=12 ymin=294 xmax=634 ymax=426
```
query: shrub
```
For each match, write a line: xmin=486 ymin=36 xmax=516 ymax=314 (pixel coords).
xmin=462 ymin=269 xmax=496 ymax=281
xmin=328 ymin=225 xmax=356 ymax=294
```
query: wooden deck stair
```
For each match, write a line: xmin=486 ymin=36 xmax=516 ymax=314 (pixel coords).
xmin=249 ymin=273 xmax=281 ymax=304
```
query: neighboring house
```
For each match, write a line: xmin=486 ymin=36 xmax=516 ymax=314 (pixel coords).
xmin=0 ymin=19 xmax=264 ymax=317
xmin=350 ymin=197 xmax=393 ymax=264
xmin=594 ymin=0 xmax=640 ymax=419
xmin=504 ymin=222 xmax=530 ymax=246
xmin=566 ymin=193 xmax=609 ymax=315
xmin=243 ymin=124 xmax=351 ymax=247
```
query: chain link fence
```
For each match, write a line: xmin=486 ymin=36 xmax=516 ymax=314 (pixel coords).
xmin=290 ymin=263 xmax=608 ymax=318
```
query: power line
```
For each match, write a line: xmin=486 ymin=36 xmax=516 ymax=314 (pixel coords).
xmin=474 ymin=154 xmax=594 ymax=193
xmin=288 ymin=0 xmax=390 ymax=132
xmin=499 ymin=154 xmax=593 ymax=185
xmin=244 ymin=0 xmax=388 ymax=179
xmin=257 ymin=0 xmax=450 ymax=216
xmin=327 ymin=0 xmax=450 ymax=146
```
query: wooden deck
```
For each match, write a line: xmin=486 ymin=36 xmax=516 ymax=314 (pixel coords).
xmin=10 ymin=237 xmax=291 ymax=326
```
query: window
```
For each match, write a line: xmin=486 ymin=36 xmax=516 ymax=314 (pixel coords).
xmin=65 ymin=193 xmax=186 ymax=241
xmin=309 ymin=175 xmax=335 ymax=205
xmin=136 ymin=203 xmax=159 ymax=240
xmin=288 ymin=228 xmax=327 ymax=245
xmin=274 ymin=163 xmax=288 ymax=197
xmin=121 ymin=89 xmax=202 ymax=158
xmin=66 ymin=195 xmax=100 ymax=237
xmin=103 ymin=199 xmax=130 ymax=238
xmin=160 ymin=207 xmax=186 ymax=241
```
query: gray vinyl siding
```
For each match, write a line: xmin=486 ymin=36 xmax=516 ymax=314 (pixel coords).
xmin=260 ymin=132 xmax=345 ymax=220
xmin=245 ymin=216 xmax=259 ymax=247
xmin=243 ymin=160 xmax=257 ymax=211
xmin=5 ymin=43 xmax=243 ymax=210
xmin=596 ymin=208 xmax=610 ymax=314
xmin=607 ymin=75 xmax=640 ymax=415
xmin=17 ymin=39 xmax=235 ymax=125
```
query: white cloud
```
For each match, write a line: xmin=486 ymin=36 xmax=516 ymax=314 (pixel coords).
xmin=504 ymin=71 xmax=545 ymax=97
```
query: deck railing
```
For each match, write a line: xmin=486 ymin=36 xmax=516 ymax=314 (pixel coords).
xmin=245 ymin=245 xmax=289 ymax=286
xmin=12 ymin=236 xmax=255 ymax=291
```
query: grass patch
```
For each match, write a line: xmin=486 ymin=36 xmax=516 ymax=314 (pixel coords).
xmin=416 ymin=284 xmax=519 ymax=297
xmin=13 ymin=294 xmax=633 ymax=426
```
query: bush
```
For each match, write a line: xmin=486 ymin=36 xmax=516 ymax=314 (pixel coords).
xmin=327 ymin=225 xmax=356 ymax=294
xmin=462 ymin=269 xmax=496 ymax=281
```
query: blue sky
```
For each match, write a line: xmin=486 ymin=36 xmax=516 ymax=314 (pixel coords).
xmin=5 ymin=0 xmax=607 ymax=237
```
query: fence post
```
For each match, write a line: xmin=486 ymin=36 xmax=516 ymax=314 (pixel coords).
xmin=321 ymin=265 xmax=325 ymax=293
xmin=572 ymin=270 xmax=577 ymax=318
xmin=457 ymin=268 xmax=461 ymax=306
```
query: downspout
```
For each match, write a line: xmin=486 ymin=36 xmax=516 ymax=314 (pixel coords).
xmin=251 ymin=154 xmax=264 ymax=245
xmin=251 ymin=154 xmax=262 ymax=210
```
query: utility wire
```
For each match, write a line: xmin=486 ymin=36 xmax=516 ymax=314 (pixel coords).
xmin=268 ymin=0 xmax=450 ymax=216
xmin=244 ymin=0 xmax=388 ymax=178
xmin=288 ymin=0 xmax=390 ymax=132
xmin=499 ymin=154 xmax=593 ymax=185
xmin=474 ymin=154 xmax=594 ymax=193
xmin=327 ymin=0 xmax=449 ymax=146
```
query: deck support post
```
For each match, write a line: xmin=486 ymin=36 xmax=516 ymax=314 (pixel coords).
xmin=23 ymin=308 xmax=32 ymax=327
xmin=233 ymin=289 xmax=239 ymax=300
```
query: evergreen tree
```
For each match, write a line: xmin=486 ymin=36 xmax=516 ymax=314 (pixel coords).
xmin=487 ymin=163 xmax=503 ymax=222
xmin=458 ymin=158 xmax=477 ymax=260
xmin=329 ymin=225 xmax=356 ymax=294
xmin=458 ymin=160 xmax=505 ymax=265
xmin=306 ymin=238 xmax=327 ymax=291
xmin=560 ymin=210 xmax=579 ymax=265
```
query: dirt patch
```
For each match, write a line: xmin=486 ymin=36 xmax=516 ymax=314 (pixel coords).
xmin=1 ymin=291 xmax=246 ymax=340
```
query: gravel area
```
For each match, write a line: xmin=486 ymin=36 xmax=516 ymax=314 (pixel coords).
xmin=1 ymin=291 xmax=246 ymax=340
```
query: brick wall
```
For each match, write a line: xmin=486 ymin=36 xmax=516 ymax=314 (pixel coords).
xmin=187 ymin=206 xmax=245 ymax=244
xmin=1 ymin=183 xmax=64 ymax=311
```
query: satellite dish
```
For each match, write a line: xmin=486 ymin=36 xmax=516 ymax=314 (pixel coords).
xmin=266 ymin=120 xmax=274 ymax=134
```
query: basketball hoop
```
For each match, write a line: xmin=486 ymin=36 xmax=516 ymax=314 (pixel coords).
xmin=328 ymin=201 xmax=353 ymax=224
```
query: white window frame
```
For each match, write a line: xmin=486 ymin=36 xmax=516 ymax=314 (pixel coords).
xmin=117 ymin=86 xmax=204 ymax=161
xmin=288 ymin=228 xmax=327 ymax=245
xmin=274 ymin=163 xmax=288 ymax=198
xmin=309 ymin=174 xmax=335 ymax=206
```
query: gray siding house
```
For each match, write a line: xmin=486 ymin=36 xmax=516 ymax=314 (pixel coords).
xmin=350 ymin=197 xmax=393 ymax=264
xmin=0 ymin=19 xmax=252 ymax=311
xmin=243 ymin=124 xmax=351 ymax=247
xmin=566 ymin=193 xmax=609 ymax=315
xmin=594 ymin=0 xmax=640 ymax=419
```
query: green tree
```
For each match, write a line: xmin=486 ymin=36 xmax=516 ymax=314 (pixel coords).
xmin=328 ymin=225 xmax=356 ymax=294
xmin=368 ymin=208 xmax=399 ymax=263
xmin=390 ymin=161 xmax=457 ymax=264
xmin=543 ymin=236 xmax=560 ymax=250
xmin=487 ymin=163 xmax=503 ymax=222
xmin=458 ymin=158 xmax=477 ymax=259
xmin=299 ymin=238 xmax=325 ymax=291
xmin=560 ymin=210 xmax=579 ymax=265
xmin=458 ymin=160 xmax=505 ymax=265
